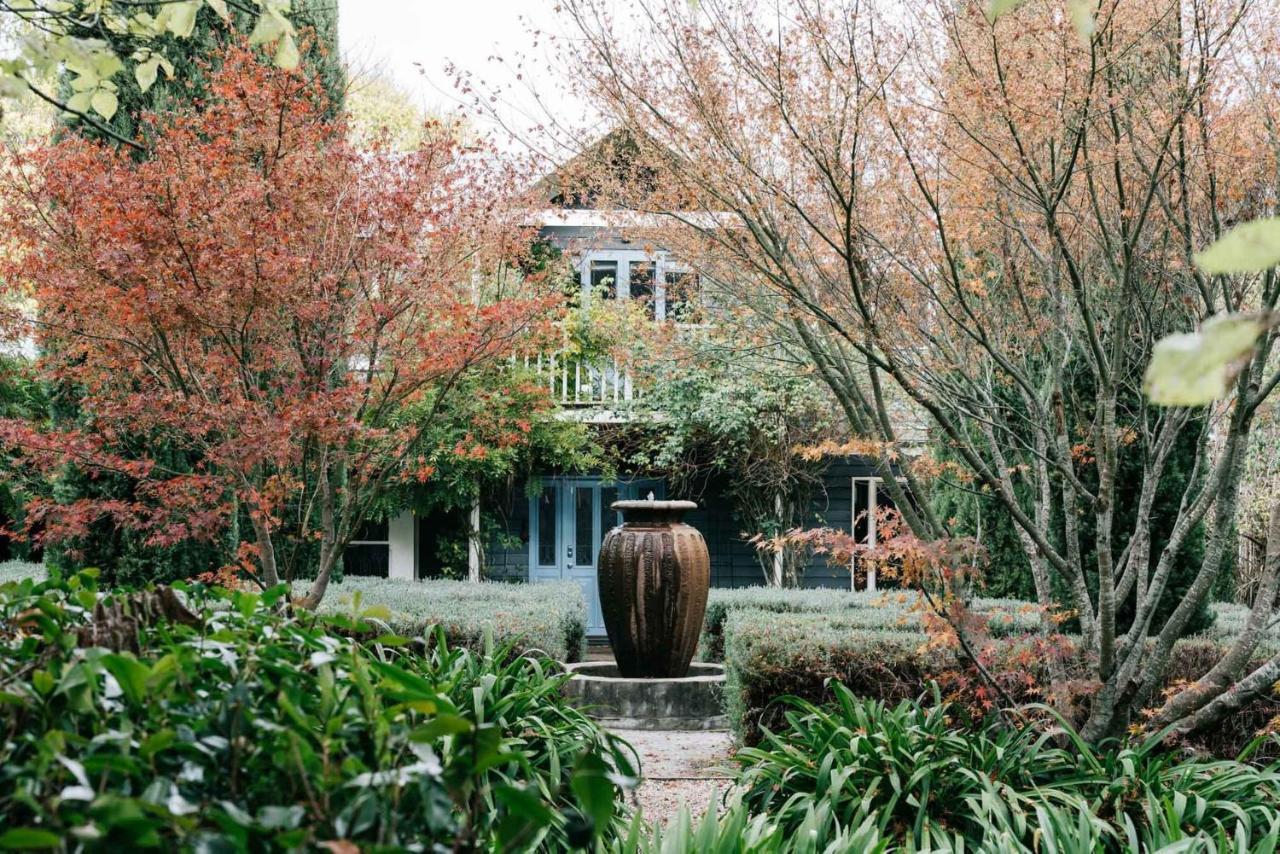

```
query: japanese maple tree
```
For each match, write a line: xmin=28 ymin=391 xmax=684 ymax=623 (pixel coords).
xmin=0 ymin=46 xmax=554 ymax=607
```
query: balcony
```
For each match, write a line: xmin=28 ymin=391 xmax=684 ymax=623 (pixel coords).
xmin=517 ymin=351 xmax=638 ymax=407
xmin=517 ymin=323 xmax=710 ymax=411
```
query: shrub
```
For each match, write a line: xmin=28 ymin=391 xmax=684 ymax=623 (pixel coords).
xmin=0 ymin=559 xmax=42 ymax=584
xmin=735 ymin=685 xmax=1280 ymax=851
xmin=699 ymin=586 xmax=1041 ymax=662
xmin=608 ymin=793 xmax=893 ymax=853
xmin=723 ymin=609 xmax=1280 ymax=756
xmin=319 ymin=577 xmax=587 ymax=662
xmin=1204 ymin=602 xmax=1280 ymax=654
xmin=0 ymin=572 xmax=634 ymax=850
xmin=722 ymin=608 xmax=941 ymax=743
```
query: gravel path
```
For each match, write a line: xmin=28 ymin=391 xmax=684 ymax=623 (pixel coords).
xmin=617 ymin=729 xmax=736 ymax=826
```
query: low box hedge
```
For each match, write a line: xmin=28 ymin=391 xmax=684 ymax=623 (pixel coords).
xmin=319 ymin=577 xmax=587 ymax=662
xmin=722 ymin=609 xmax=944 ymax=743
xmin=700 ymin=586 xmax=1041 ymax=662
xmin=722 ymin=608 xmax=1280 ymax=755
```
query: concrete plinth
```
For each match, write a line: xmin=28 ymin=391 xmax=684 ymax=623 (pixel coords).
xmin=562 ymin=662 xmax=727 ymax=730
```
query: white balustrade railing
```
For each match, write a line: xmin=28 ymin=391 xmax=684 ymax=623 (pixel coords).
xmin=517 ymin=351 xmax=637 ymax=406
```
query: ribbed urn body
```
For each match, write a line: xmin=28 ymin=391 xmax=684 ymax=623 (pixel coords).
xmin=598 ymin=500 xmax=710 ymax=678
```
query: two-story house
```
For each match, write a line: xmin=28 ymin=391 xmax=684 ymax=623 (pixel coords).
xmin=360 ymin=140 xmax=924 ymax=638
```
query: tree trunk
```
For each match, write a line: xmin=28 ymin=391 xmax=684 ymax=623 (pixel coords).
xmin=1156 ymin=500 xmax=1280 ymax=730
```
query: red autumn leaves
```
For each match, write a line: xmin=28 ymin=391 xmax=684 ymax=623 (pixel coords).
xmin=0 ymin=46 xmax=555 ymax=580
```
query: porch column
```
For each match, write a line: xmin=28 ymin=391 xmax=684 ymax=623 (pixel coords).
xmin=772 ymin=492 xmax=785 ymax=587
xmin=467 ymin=496 xmax=482 ymax=583
xmin=387 ymin=510 xmax=415 ymax=580
xmin=866 ymin=479 xmax=878 ymax=593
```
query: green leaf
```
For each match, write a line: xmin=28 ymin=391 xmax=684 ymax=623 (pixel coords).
xmin=570 ymin=752 xmax=616 ymax=838
xmin=359 ymin=604 xmax=392 ymax=621
xmin=32 ymin=669 xmax=54 ymax=696
xmin=167 ymin=1 xmax=201 ymax=38
xmin=495 ymin=785 xmax=555 ymax=847
xmin=92 ymin=53 xmax=125 ymax=79
xmin=1068 ymin=0 xmax=1095 ymax=43
xmin=1143 ymin=313 xmax=1272 ymax=406
xmin=140 ymin=728 xmax=176 ymax=759
xmin=274 ymin=33 xmax=300 ymax=71
xmin=135 ymin=57 xmax=160 ymax=93
xmin=0 ymin=829 xmax=61 ymax=850
xmin=368 ymin=658 xmax=439 ymax=698
xmin=986 ymin=0 xmax=1032 ymax=22
xmin=101 ymin=653 xmax=149 ymax=706
xmin=90 ymin=89 xmax=118 ymax=120
xmin=409 ymin=714 xmax=475 ymax=742
xmin=248 ymin=10 xmax=286 ymax=46
xmin=1194 ymin=217 xmax=1280 ymax=274
xmin=65 ymin=92 xmax=92 ymax=115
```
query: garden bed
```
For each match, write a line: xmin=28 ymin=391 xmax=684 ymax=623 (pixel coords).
xmin=0 ymin=560 xmax=43 ymax=585
xmin=0 ymin=573 xmax=632 ymax=850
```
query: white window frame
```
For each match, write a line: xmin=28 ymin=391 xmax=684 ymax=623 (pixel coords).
xmin=579 ymin=249 xmax=691 ymax=321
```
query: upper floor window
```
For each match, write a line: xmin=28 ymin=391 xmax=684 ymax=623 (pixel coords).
xmin=589 ymin=260 xmax=618 ymax=300
xmin=629 ymin=261 xmax=656 ymax=320
xmin=663 ymin=270 xmax=701 ymax=323
xmin=580 ymin=252 xmax=700 ymax=322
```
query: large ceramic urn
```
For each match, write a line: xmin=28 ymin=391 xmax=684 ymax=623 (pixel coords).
xmin=598 ymin=500 xmax=710 ymax=678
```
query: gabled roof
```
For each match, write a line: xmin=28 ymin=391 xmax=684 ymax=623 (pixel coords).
xmin=533 ymin=128 xmax=659 ymax=210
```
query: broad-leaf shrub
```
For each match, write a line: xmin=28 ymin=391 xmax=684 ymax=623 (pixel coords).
xmin=0 ymin=572 xmax=634 ymax=850
xmin=319 ymin=577 xmax=588 ymax=662
xmin=735 ymin=685 xmax=1280 ymax=852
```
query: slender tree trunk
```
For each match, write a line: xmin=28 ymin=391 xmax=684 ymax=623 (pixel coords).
xmin=248 ymin=510 xmax=281 ymax=588
xmin=1155 ymin=500 xmax=1280 ymax=729
xmin=298 ymin=457 xmax=339 ymax=610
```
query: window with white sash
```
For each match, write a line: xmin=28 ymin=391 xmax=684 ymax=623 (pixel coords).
xmin=579 ymin=250 xmax=699 ymax=321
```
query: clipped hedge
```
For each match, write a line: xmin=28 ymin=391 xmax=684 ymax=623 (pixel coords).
xmin=700 ymin=586 xmax=1041 ymax=662
xmin=722 ymin=608 xmax=1280 ymax=755
xmin=722 ymin=609 xmax=943 ymax=743
xmin=319 ymin=577 xmax=587 ymax=662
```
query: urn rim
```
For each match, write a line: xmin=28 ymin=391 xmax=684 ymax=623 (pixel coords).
xmin=609 ymin=499 xmax=698 ymax=511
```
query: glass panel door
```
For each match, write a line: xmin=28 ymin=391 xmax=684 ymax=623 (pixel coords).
xmin=529 ymin=483 xmax=562 ymax=584
xmin=563 ymin=483 xmax=605 ymax=636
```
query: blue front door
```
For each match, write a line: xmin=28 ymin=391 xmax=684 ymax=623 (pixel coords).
xmin=529 ymin=478 xmax=662 ymax=638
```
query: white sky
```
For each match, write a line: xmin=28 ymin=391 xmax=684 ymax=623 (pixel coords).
xmin=337 ymin=0 xmax=584 ymax=143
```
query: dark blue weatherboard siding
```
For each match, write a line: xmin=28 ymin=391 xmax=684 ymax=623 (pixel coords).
xmin=479 ymin=456 xmax=883 ymax=590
